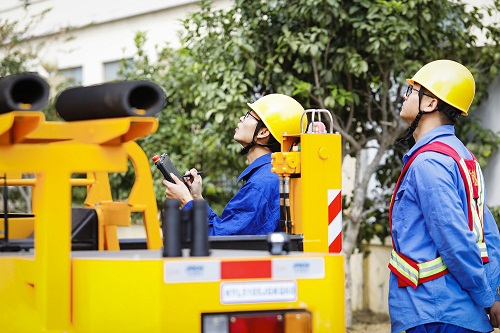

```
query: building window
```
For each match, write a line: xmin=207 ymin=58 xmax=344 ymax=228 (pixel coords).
xmin=103 ymin=59 xmax=133 ymax=82
xmin=58 ymin=66 xmax=83 ymax=85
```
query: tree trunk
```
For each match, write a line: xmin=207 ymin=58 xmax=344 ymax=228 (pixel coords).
xmin=18 ymin=186 xmax=32 ymax=213
xmin=344 ymin=250 xmax=353 ymax=327
xmin=343 ymin=140 xmax=393 ymax=327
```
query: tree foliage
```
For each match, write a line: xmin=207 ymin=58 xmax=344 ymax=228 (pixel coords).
xmin=0 ymin=6 xmax=49 ymax=77
xmin=120 ymin=0 xmax=500 ymax=323
xmin=121 ymin=0 xmax=500 ymax=239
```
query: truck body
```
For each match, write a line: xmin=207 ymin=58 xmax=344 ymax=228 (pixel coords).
xmin=0 ymin=76 xmax=344 ymax=332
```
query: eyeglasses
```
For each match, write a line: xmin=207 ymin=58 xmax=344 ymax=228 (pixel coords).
xmin=405 ymin=85 xmax=434 ymax=98
xmin=244 ymin=110 xmax=260 ymax=122
xmin=405 ymin=85 xmax=418 ymax=97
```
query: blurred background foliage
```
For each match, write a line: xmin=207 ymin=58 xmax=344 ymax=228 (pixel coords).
xmin=118 ymin=0 xmax=500 ymax=251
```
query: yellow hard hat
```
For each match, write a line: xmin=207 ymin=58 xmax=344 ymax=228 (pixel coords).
xmin=247 ymin=94 xmax=305 ymax=144
xmin=406 ymin=59 xmax=475 ymax=116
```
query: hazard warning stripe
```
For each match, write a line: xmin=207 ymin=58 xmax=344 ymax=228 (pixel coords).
xmin=221 ymin=260 xmax=272 ymax=279
xmin=328 ymin=189 xmax=342 ymax=253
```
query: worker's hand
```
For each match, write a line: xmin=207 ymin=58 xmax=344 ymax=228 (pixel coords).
xmin=489 ymin=300 xmax=500 ymax=327
xmin=163 ymin=174 xmax=193 ymax=208
xmin=183 ymin=168 xmax=203 ymax=200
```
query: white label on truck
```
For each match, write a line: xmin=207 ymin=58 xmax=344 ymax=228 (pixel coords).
xmin=164 ymin=261 xmax=220 ymax=283
xmin=272 ymin=257 xmax=325 ymax=279
xmin=220 ymin=280 xmax=297 ymax=304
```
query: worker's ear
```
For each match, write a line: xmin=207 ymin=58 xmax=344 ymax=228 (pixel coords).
xmin=423 ymin=96 xmax=439 ymax=112
xmin=256 ymin=127 xmax=271 ymax=140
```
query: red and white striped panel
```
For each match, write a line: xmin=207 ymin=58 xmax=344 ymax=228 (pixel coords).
xmin=328 ymin=189 xmax=342 ymax=253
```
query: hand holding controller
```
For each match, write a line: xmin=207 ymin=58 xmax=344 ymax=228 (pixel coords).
xmin=151 ymin=153 xmax=188 ymax=188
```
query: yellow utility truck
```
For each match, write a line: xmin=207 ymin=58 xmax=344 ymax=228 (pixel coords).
xmin=0 ymin=73 xmax=344 ymax=333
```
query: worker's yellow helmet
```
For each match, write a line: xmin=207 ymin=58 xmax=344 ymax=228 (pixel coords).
xmin=406 ymin=59 xmax=475 ymax=116
xmin=247 ymin=94 xmax=305 ymax=144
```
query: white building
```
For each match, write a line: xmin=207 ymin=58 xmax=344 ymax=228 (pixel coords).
xmin=0 ymin=0 xmax=230 ymax=84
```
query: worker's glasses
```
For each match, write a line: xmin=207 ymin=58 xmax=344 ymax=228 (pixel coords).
xmin=405 ymin=85 xmax=419 ymax=97
xmin=405 ymin=85 xmax=434 ymax=98
xmin=244 ymin=110 xmax=260 ymax=122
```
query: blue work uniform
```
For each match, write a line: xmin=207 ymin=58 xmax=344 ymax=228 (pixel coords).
xmin=389 ymin=125 xmax=500 ymax=333
xmin=183 ymin=153 xmax=280 ymax=235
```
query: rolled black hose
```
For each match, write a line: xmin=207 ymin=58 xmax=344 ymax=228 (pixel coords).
xmin=0 ymin=73 xmax=50 ymax=114
xmin=55 ymin=80 xmax=166 ymax=121
xmin=190 ymin=200 xmax=210 ymax=257
xmin=162 ymin=199 xmax=182 ymax=258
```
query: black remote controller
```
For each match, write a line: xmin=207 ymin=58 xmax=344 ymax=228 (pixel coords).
xmin=152 ymin=153 xmax=188 ymax=187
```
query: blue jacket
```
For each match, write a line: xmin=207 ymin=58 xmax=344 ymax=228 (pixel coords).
xmin=184 ymin=153 xmax=280 ymax=236
xmin=389 ymin=125 xmax=500 ymax=333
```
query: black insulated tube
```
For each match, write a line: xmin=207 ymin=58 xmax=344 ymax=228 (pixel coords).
xmin=190 ymin=200 xmax=210 ymax=257
xmin=181 ymin=208 xmax=192 ymax=245
xmin=162 ymin=199 xmax=182 ymax=258
xmin=0 ymin=73 xmax=50 ymax=114
xmin=55 ymin=80 xmax=166 ymax=121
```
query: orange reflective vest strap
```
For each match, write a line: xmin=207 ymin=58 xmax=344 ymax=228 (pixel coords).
xmin=388 ymin=141 xmax=489 ymax=288
xmin=459 ymin=157 xmax=488 ymax=263
xmin=428 ymin=143 xmax=488 ymax=263
xmin=478 ymin=242 xmax=489 ymax=263
xmin=389 ymin=250 xmax=449 ymax=289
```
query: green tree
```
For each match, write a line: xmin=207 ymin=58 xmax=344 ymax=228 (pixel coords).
xmin=120 ymin=30 xmax=246 ymax=213
xmin=121 ymin=0 xmax=500 ymax=324
xmin=0 ymin=5 xmax=49 ymax=77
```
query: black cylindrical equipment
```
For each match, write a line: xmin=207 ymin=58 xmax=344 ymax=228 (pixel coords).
xmin=55 ymin=80 xmax=166 ymax=121
xmin=0 ymin=73 xmax=50 ymax=114
xmin=190 ymin=200 xmax=209 ymax=257
xmin=181 ymin=208 xmax=192 ymax=245
xmin=162 ymin=199 xmax=182 ymax=258
xmin=3 ymin=175 xmax=8 ymax=244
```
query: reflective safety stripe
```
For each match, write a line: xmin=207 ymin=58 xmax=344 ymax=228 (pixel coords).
xmin=456 ymin=154 xmax=488 ymax=262
xmin=418 ymin=256 xmax=448 ymax=279
xmin=389 ymin=250 xmax=419 ymax=287
xmin=389 ymin=250 xmax=448 ymax=289
xmin=478 ymin=242 xmax=488 ymax=260
xmin=388 ymin=142 xmax=489 ymax=288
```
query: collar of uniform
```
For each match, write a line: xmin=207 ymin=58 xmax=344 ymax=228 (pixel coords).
xmin=238 ymin=153 xmax=272 ymax=182
xmin=403 ymin=125 xmax=455 ymax=165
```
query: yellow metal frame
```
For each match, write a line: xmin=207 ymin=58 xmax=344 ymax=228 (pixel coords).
xmin=0 ymin=111 xmax=159 ymax=331
xmin=272 ymin=133 xmax=342 ymax=252
xmin=72 ymin=254 xmax=344 ymax=333
xmin=83 ymin=141 xmax=162 ymax=251
xmin=0 ymin=109 xmax=345 ymax=333
xmin=0 ymin=251 xmax=345 ymax=333
xmin=0 ymin=216 xmax=34 ymax=238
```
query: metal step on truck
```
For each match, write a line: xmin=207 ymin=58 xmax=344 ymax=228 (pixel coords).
xmin=0 ymin=73 xmax=345 ymax=333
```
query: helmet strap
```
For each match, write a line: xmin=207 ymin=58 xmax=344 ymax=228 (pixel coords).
xmin=239 ymin=121 xmax=281 ymax=155
xmin=239 ymin=141 xmax=256 ymax=155
xmin=259 ymin=135 xmax=281 ymax=152
xmin=397 ymin=111 xmax=424 ymax=144
xmin=397 ymin=88 xmax=433 ymax=144
xmin=239 ymin=121 xmax=265 ymax=155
